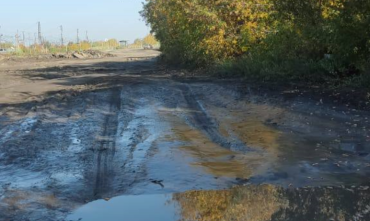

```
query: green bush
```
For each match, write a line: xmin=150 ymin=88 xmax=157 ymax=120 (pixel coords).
xmin=142 ymin=0 xmax=370 ymax=88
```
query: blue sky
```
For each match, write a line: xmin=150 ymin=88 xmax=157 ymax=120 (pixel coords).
xmin=0 ymin=0 xmax=150 ymax=44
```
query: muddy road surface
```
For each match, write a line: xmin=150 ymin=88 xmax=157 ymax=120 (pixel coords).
xmin=0 ymin=49 xmax=369 ymax=221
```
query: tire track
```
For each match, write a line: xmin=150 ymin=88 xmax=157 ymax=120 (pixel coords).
xmin=179 ymin=84 xmax=249 ymax=152
xmin=93 ymin=88 xmax=121 ymax=198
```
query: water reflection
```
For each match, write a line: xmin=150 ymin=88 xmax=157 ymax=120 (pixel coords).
xmin=68 ymin=184 xmax=370 ymax=221
xmin=67 ymin=194 xmax=180 ymax=221
xmin=166 ymin=116 xmax=256 ymax=179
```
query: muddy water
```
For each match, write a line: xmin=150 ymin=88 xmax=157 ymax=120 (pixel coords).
xmin=0 ymin=50 xmax=370 ymax=220
xmin=68 ymin=185 xmax=370 ymax=221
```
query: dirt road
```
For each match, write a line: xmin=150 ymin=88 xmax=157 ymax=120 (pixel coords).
xmin=0 ymin=49 xmax=369 ymax=221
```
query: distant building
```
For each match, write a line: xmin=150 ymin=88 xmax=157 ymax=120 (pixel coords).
xmin=119 ymin=40 xmax=128 ymax=47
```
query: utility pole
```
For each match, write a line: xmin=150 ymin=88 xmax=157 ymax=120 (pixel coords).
xmin=76 ymin=29 xmax=79 ymax=44
xmin=28 ymin=33 xmax=31 ymax=47
xmin=77 ymin=29 xmax=81 ymax=51
xmin=38 ymin=22 xmax=42 ymax=45
xmin=22 ymin=31 xmax=25 ymax=45
xmin=15 ymin=31 xmax=19 ymax=50
xmin=85 ymin=31 xmax=91 ymax=49
xmin=60 ymin=25 xmax=64 ymax=46
xmin=0 ymin=26 xmax=2 ymax=49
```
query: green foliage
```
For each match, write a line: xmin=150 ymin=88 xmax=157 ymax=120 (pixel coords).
xmin=142 ymin=0 xmax=273 ymax=66
xmin=142 ymin=0 xmax=370 ymax=88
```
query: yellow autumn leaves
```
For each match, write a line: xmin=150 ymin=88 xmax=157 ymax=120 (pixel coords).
xmin=141 ymin=0 xmax=273 ymax=65
xmin=142 ymin=0 xmax=370 ymax=85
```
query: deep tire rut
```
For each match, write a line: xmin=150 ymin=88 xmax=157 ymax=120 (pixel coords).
xmin=179 ymin=84 xmax=248 ymax=152
xmin=94 ymin=88 xmax=122 ymax=198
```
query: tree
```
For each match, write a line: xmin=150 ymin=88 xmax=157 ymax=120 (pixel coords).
xmin=143 ymin=34 xmax=159 ymax=45
xmin=142 ymin=0 xmax=370 ymax=86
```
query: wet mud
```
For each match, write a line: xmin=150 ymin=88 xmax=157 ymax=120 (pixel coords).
xmin=0 ymin=49 xmax=369 ymax=220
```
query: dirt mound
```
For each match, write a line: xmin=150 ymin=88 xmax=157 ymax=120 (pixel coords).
xmin=52 ymin=50 xmax=115 ymax=59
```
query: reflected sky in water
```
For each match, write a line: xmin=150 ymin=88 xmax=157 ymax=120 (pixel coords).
xmin=67 ymin=194 xmax=179 ymax=221
xmin=68 ymin=184 xmax=370 ymax=221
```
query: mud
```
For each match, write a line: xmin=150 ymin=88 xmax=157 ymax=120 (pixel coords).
xmin=0 ymin=49 xmax=369 ymax=220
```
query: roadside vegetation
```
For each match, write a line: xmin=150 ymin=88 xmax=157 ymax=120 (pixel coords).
xmin=129 ymin=34 xmax=160 ymax=48
xmin=141 ymin=0 xmax=370 ymax=89
xmin=0 ymin=34 xmax=159 ymax=56
xmin=1 ymin=39 xmax=120 ymax=56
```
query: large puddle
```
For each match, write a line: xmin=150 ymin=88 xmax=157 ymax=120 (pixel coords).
xmin=67 ymin=184 xmax=370 ymax=221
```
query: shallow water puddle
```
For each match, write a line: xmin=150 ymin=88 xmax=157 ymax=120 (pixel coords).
xmin=67 ymin=184 xmax=370 ymax=221
xmin=164 ymin=115 xmax=257 ymax=179
xmin=67 ymin=194 xmax=180 ymax=221
xmin=0 ymin=117 xmax=38 ymax=145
